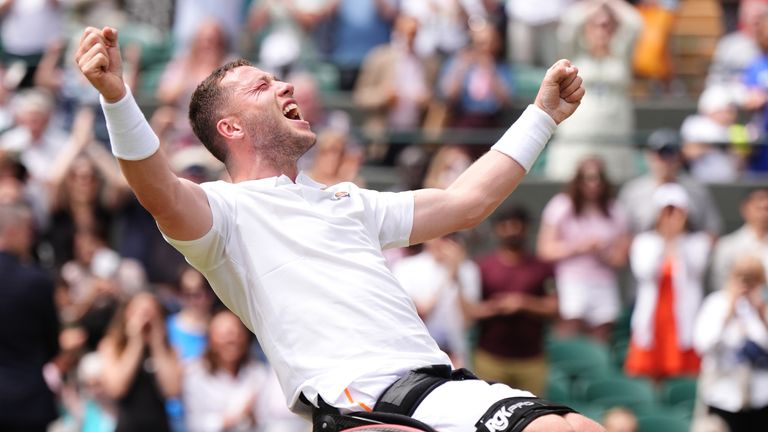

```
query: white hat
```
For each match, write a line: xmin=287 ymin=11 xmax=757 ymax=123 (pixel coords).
xmin=653 ymin=182 xmax=689 ymax=211
xmin=698 ymin=85 xmax=734 ymax=114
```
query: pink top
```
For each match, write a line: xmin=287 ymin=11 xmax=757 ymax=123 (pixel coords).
xmin=541 ymin=193 xmax=628 ymax=285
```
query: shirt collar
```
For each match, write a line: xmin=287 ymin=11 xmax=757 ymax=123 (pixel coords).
xmin=249 ymin=171 xmax=327 ymax=189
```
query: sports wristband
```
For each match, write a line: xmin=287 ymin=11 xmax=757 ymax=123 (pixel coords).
xmin=100 ymin=84 xmax=160 ymax=161
xmin=491 ymin=104 xmax=557 ymax=172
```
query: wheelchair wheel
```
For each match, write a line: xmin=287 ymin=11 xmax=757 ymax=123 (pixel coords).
xmin=341 ymin=426 xmax=429 ymax=432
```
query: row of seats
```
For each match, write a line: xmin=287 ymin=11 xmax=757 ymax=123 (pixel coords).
xmin=544 ymin=335 xmax=698 ymax=432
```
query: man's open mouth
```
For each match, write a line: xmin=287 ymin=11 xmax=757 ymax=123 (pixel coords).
xmin=283 ymin=103 xmax=302 ymax=121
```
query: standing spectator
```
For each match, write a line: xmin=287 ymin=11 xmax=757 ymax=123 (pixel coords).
xmin=400 ymin=0 xmax=481 ymax=59
xmin=99 ymin=292 xmax=182 ymax=432
xmin=618 ymin=129 xmax=723 ymax=237
xmin=392 ymin=234 xmax=481 ymax=367
xmin=625 ymin=183 xmax=710 ymax=381
xmin=743 ymin=9 xmax=768 ymax=174
xmin=546 ymin=0 xmax=642 ymax=182
xmin=328 ymin=0 xmax=399 ymax=90
xmin=707 ymin=2 xmax=768 ymax=89
xmin=45 ymin=108 xmax=129 ymax=267
xmin=59 ymin=226 xmax=147 ymax=350
xmin=631 ymin=0 xmax=676 ymax=89
xmin=172 ymin=0 xmax=245 ymax=55
xmin=166 ymin=265 xmax=215 ymax=362
xmin=0 ymin=89 xmax=66 ymax=213
xmin=354 ymin=14 xmax=433 ymax=165
xmin=473 ymin=206 xmax=557 ymax=396
xmin=153 ymin=20 xmax=235 ymax=154
xmin=247 ymin=0 xmax=339 ymax=76
xmin=680 ymin=85 xmax=743 ymax=183
xmin=505 ymin=0 xmax=574 ymax=67
xmin=184 ymin=310 xmax=303 ymax=432
xmin=694 ymin=254 xmax=768 ymax=432
xmin=439 ymin=22 xmax=513 ymax=154
xmin=0 ymin=0 xmax=63 ymax=89
xmin=537 ymin=156 xmax=629 ymax=343
xmin=711 ymin=188 xmax=768 ymax=290
xmin=0 ymin=202 xmax=60 ymax=432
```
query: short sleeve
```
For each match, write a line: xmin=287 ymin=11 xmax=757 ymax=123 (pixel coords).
xmin=541 ymin=193 xmax=571 ymax=227
xmin=357 ymin=188 xmax=414 ymax=249
xmin=161 ymin=182 xmax=233 ymax=271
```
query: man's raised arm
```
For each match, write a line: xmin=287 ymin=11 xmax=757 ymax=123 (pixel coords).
xmin=76 ymin=26 xmax=211 ymax=241
xmin=410 ymin=60 xmax=584 ymax=245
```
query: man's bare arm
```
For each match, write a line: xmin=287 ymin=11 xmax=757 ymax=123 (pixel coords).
xmin=410 ymin=60 xmax=584 ymax=245
xmin=76 ymin=26 xmax=211 ymax=240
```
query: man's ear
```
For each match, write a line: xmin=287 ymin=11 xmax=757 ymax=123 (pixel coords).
xmin=216 ymin=117 xmax=244 ymax=141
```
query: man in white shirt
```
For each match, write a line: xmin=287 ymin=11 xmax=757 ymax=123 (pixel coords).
xmin=75 ymin=26 xmax=601 ymax=432
xmin=711 ymin=189 xmax=768 ymax=290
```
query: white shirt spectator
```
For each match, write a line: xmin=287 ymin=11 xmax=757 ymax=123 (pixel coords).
xmin=711 ymin=226 xmax=768 ymax=290
xmin=0 ymin=0 xmax=62 ymax=56
xmin=392 ymin=251 xmax=481 ymax=366
xmin=694 ymin=292 xmax=768 ymax=412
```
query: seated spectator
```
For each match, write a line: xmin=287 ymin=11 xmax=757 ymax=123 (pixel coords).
xmin=711 ymin=188 xmax=768 ymax=290
xmin=537 ymin=156 xmax=629 ymax=343
xmin=422 ymin=145 xmax=471 ymax=189
xmin=172 ymin=0 xmax=245 ymax=55
xmin=439 ymin=21 xmax=513 ymax=155
xmin=182 ymin=310 xmax=267 ymax=431
xmin=602 ymin=407 xmax=638 ymax=432
xmin=308 ymin=129 xmax=364 ymax=186
xmin=474 ymin=206 xmax=557 ymax=396
xmin=546 ymin=0 xmax=642 ymax=182
xmin=354 ymin=15 xmax=433 ymax=165
xmin=680 ymin=85 xmax=743 ymax=182
xmin=98 ymin=292 xmax=182 ymax=432
xmin=694 ymin=254 xmax=768 ymax=432
xmin=57 ymin=351 xmax=117 ymax=432
xmin=166 ymin=265 xmax=215 ymax=362
xmin=625 ymin=183 xmax=710 ymax=381
xmin=618 ymin=129 xmax=723 ymax=237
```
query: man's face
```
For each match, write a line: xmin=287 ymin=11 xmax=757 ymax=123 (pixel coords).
xmin=744 ymin=190 xmax=768 ymax=229
xmin=220 ymin=66 xmax=317 ymax=163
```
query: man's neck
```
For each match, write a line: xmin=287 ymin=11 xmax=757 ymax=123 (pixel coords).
xmin=498 ymin=247 xmax=525 ymax=264
xmin=748 ymin=223 xmax=768 ymax=240
xmin=228 ymin=159 xmax=299 ymax=183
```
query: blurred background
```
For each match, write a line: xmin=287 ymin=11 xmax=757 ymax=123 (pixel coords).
xmin=1 ymin=0 xmax=768 ymax=431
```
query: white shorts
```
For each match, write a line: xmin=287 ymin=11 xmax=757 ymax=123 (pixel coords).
xmin=557 ymin=279 xmax=620 ymax=326
xmin=412 ymin=379 xmax=535 ymax=432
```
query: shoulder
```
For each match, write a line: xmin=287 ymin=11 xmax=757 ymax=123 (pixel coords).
xmin=542 ymin=193 xmax=573 ymax=220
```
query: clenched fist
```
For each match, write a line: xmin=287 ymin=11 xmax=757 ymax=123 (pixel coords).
xmin=534 ymin=59 xmax=585 ymax=125
xmin=75 ymin=26 xmax=126 ymax=103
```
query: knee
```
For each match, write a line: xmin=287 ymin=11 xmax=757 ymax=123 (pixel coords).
xmin=523 ymin=414 xmax=575 ymax=432
xmin=564 ymin=412 xmax=606 ymax=432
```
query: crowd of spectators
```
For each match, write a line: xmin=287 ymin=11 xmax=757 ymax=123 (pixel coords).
xmin=2 ymin=0 xmax=768 ymax=431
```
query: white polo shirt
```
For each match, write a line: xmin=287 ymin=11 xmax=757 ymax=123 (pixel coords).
xmin=163 ymin=173 xmax=450 ymax=414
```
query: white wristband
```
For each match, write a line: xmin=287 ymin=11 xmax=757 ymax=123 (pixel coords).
xmin=491 ymin=104 xmax=557 ymax=172
xmin=100 ymin=85 xmax=160 ymax=161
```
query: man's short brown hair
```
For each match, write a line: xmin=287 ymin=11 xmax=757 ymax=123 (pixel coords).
xmin=188 ymin=58 xmax=252 ymax=164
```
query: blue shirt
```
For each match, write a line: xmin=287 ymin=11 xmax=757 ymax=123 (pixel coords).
xmin=331 ymin=0 xmax=393 ymax=67
xmin=743 ymin=55 xmax=768 ymax=171
xmin=166 ymin=314 xmax=207 ymax=361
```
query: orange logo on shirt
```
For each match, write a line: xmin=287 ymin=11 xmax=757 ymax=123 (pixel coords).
xmin=331 ymin=191 xmax=350 ymax=200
